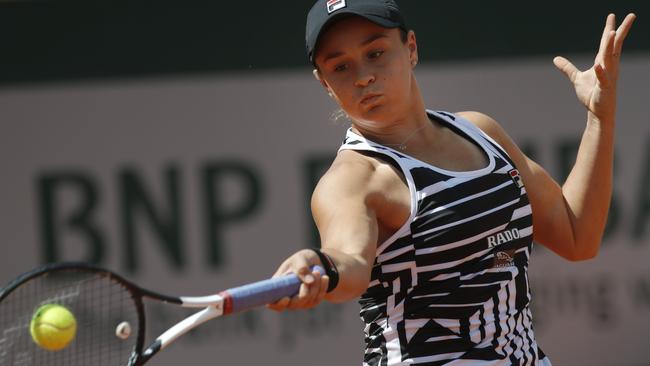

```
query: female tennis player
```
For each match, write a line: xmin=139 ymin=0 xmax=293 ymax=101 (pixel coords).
xmin=268 ymin=0 xmax=636 ymax=364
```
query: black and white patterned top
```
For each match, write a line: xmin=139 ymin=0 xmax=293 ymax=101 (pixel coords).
xmin=339 ymin=110 xmax=551 ymax=366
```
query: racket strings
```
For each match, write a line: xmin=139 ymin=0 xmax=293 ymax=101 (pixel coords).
xmin=0 ymin=270 xmax=140 ymax=366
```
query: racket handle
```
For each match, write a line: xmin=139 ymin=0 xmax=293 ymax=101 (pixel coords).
xmin=222 ymin=265 xmax=325 ymax=314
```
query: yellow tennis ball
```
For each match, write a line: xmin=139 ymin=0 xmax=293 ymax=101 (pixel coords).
xmin=30 ymin=304 xmax=77 ymax=351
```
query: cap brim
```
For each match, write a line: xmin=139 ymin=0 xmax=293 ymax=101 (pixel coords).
xmin=308 ymin=10 xmax=402 ymax=65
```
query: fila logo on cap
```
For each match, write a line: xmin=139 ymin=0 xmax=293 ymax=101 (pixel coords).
xmin=327 ymin=0 xmax=346 ymax=14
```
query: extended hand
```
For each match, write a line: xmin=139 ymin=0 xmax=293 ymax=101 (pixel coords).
xmin=553 ymin=13 xmax=636 ymax=123
xmin=266 ymin=249 xmax=329 ymax=311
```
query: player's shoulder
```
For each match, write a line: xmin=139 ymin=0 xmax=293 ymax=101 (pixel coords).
xmin=313 ymin=149 xmax=396 ymax=205
xmin=455 ymin=110 xmax=510 ymax=147
xmin=314 ymin=150 xmax=378 ymax=195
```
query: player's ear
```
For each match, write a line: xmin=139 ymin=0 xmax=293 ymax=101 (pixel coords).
xmin=312 ymin=68 xmax=324 ymax=84
xmin=407 ymin=30 xmax=418 ymax=68
xmin=313 ymin=68 xmax=334 ymax=97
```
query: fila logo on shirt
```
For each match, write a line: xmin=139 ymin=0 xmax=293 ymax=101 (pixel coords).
xmin=509 ymin=169 xmax=524 ymax=188
xmin=327 ymin=0 xmax=346 ymax=13
xmin=487 ymin=228 xmax=521 ymax=248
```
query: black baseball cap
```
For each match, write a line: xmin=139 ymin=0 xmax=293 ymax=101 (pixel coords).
xmin=305 ymin=0 xmax=407 ymax=65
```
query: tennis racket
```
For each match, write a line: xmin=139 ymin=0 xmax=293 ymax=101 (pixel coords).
xmin=0 ymin=262 xmax=323 ymax=365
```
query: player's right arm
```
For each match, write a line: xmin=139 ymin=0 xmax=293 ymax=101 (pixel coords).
xmin=267 ymin=150 xmax=380 ymax=310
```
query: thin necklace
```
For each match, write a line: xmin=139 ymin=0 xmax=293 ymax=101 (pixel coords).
xmin=383 ymin=124 xmax=429 ymax=151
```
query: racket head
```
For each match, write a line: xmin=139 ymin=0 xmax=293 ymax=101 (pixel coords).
xmin=0 ymin=262 xmax=146 ymax=366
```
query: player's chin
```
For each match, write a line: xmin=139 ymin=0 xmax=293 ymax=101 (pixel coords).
xmin=358 ymin=103 xmax=402 ymax=124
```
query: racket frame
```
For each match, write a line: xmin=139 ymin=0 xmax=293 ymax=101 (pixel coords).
xmin=0 ymin=262 xmax=181 ymax=366
xmin=0 ymin=262 xmax=320 ymax=365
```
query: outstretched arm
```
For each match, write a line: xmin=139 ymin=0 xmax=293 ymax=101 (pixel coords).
xmin=267 ymin=152 xmax=378 ymax=311
xmin=464 ymin=13 xmax=636 ymax=261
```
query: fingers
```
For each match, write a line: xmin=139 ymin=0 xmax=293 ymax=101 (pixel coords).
xmin=267 ymin=270 xmax=328 ymax=311
xmin=286 ymin=270 xmax=325 ymax=309
xmin=267 ymin=296 xmax=291 ymax=311
xmin=296 ymin=266 xmax=315 ymax=285
xmin=271 ymin=250 xmax=313 ymax=278
xmin=602 ymin=30 xmax=616 ymax=67
xmin=596 ymin=13 xmax=636 ymax=65
xmin=300 ymin=271 xmax=323 ymax=308
xmin=598 ymin=13 xmax=636 ymax=83
xmin=553 ymin=56 xmax=579 ymax=83
xmin=594 ymin=63 xmax=611 ymax=88
xmin=614 ymin=13 xmax=637 ymax=55
xmin=267 ymin=249 xmax=328 ymax=312
xmin=598 ymin=14 xmax=616 ymax=57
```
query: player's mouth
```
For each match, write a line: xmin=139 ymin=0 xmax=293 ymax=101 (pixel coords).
xmin=360 ymin=93 xmax=382 ymax=106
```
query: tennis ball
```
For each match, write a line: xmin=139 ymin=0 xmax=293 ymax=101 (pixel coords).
xmin=30 ymin=304 xmax=77 ymax=351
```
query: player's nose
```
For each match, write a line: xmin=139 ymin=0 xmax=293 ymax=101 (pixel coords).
xmin=354 ymin=67 xmax=375 ymax=87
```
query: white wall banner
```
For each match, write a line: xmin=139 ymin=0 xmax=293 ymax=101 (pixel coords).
xmin=1 ymin=54 xmax=649 ymax=365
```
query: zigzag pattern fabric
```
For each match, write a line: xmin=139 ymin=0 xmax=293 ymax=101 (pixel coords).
xmin=339 ymin=111 xmax=551 ymax=366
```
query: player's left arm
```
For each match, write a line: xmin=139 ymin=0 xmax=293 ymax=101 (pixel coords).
xmin=460 ymin=112 xmax=595 ymax=261
xmin=460 ymin=13 xmax=636 ymax=261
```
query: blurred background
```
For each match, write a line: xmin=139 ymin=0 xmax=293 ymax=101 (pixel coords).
xmin=1 ymin=1 xmax=649 ymax=365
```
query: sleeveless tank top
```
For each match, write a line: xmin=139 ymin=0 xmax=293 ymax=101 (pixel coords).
xmin=338 ymin=110 xmax=551 ymax=366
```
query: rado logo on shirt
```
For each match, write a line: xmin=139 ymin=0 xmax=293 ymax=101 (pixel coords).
xmin=487 ymin=228 xmax=521 ymax=248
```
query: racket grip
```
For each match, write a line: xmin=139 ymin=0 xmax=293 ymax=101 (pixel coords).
xmin=223 ymin=265 xmax=325 ymax=314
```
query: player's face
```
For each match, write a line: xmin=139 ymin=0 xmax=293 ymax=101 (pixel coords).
xmin=314 ymin=17 xmax=417 ymax=125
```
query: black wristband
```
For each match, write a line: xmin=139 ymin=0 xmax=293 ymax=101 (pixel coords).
xmin=309 ymin=248 xmax=339 ymax=293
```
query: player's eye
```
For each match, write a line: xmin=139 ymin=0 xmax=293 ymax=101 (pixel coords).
xmin=368 ymin=50 xmax=384 ymax=59
xmin=334 ymin=63 xmax=348 ymax=72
